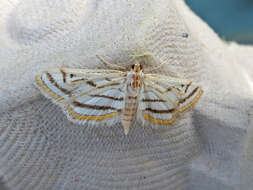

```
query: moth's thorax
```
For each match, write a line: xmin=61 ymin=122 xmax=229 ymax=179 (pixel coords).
xmin=128 ymin=61 xmax=144 ymax=92
xmin=133 ymin=61 xmax=142 ymax=72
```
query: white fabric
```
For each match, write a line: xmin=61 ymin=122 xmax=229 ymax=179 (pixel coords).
xmin=0 ymin=0 xmax=253 ymax=189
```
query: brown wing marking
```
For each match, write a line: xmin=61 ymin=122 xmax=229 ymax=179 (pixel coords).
xmin=178 ymin=87 xmax=203 ymax=112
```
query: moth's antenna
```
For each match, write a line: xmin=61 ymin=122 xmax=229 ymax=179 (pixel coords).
xmin=96 ymin=55 xmax=127 ymax=70
xmin=144 ymin=62 xmax=166 ymax=72
xmin=130 ymin=52 xmax=179 ymax=77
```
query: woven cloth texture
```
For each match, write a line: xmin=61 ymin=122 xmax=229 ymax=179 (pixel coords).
xmin=0 ymin=0 xmax=253 ymax=189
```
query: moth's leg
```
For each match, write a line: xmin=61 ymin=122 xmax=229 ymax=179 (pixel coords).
xmin=145 ymin=64 xmax=179 ymax=78
xmin=96 ymin=55 xmax=127 ymax=70
xmin=144 ymin=62 xmax=167 ymax=73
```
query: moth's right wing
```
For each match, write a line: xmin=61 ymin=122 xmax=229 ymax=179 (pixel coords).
xmin=137 ymin=82 xmax=179 ymax=128
xmin=35 ymin=68 xmax=126 ymax=126
xmin=137 ymin=73 xmax=203 ymax=128
xmin=144 ymin=73 xmax=203 ymax=112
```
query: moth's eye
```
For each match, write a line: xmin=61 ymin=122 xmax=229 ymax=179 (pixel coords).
xmin=140 ymin=64 xmax=143 ymax=70
xmin=131 ymin=65 xmax=135 ymax=69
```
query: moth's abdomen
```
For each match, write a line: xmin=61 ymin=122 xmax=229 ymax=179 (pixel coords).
xmin=121 ymin=96 xmax=138 ymax=135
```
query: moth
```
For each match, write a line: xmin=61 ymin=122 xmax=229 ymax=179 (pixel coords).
xmin=35 ymin=55 xmax=203 ymax=135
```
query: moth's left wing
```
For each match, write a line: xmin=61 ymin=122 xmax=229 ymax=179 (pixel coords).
xmin=35 ymin=68 xmax=126 ymax=126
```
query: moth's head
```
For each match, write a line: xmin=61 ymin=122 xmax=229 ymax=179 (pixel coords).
xmin=131 ymin=61 xmax=143 ymax=72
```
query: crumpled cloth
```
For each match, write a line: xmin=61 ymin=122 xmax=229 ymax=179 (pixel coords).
xmin=0 ymin=0 xmax=253 ymax=189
